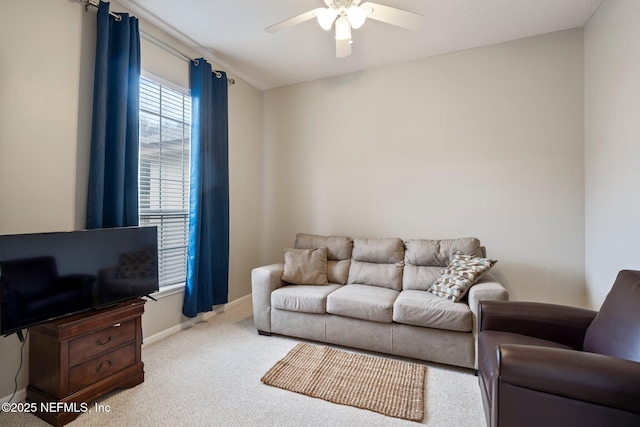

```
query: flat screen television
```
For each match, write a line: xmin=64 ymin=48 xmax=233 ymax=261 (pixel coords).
xmin=0 ymin=226 xmax=159 ymax=337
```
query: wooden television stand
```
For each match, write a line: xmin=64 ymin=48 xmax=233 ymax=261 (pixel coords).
xmin=27 ymin=298 xmax=145 ymax=427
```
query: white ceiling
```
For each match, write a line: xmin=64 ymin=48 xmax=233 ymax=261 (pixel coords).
xmin=118 ymin=0 xmax=602 ymax=90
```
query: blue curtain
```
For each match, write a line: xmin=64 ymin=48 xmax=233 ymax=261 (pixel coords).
xmin=183 ymin=59 xmax=230 ymax=318
xmin=86 ymin=1 xmax=140 ymax=229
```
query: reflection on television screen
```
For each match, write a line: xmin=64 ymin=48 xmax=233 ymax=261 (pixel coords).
xmin=0 ymin=227 xmax=159 ymax=336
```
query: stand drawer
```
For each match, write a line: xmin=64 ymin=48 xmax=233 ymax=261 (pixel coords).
xmin=69 ymin=319 xmax=136 ymax=365
xmin=68 ymin=343 xmax=136 ymax=394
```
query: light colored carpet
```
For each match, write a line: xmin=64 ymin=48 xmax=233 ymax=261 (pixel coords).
xmin=1 ymin=297 xmax=486 ymax=426
xmin=261 ymin=343 xmax=426 ymax=421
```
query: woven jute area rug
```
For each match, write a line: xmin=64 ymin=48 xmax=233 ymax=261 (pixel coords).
xmin=261 ymin=343 xmax=426 ymax=421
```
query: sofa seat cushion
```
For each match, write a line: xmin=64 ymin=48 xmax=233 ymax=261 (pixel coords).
xmin=326 ymin=284 xmax=399 ymax=323
xmin=393 ymin=290 xmax=472 ymax=332
xmin=272 ymin=284 xmax=342 ymax=314
xmin=478 ymin=330 xmax=573 ymax=405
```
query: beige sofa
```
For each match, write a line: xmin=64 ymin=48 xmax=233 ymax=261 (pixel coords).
xmin=252 ymin=233 xmax=508 ymax=369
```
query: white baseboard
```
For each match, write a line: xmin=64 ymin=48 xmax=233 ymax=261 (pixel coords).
xmin=1 ymin=389 xmax=26 ymax=405
xmin=1 ymin=294 xmax=252 ymax=404
xmin=143 ymin=294 xmax=251 ymax=346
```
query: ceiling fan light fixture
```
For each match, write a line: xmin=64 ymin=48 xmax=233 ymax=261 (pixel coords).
xmin=335 ymin=15 xmax=351 ymax=40
xmin=317 ymin=8 xmax=338 ymax=30
xmin=346 ymin=5 xmax=366 ymax=29
xmin=265 ymin=0 xmax=427 ymax=58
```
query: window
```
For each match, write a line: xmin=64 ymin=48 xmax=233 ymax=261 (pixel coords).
xmin=139 ymin=75 xmax=191 ymax=288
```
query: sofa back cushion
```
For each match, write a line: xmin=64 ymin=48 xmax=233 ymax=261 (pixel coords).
xmin=583 ymin=269 xmax=640 ymax=363
xmin=348 ymin=238 xmax=404 ymax=290
xmin=403 ymin=238 xmax=483 ymax=291
xmin=294 ymin=233 xmax=353 ymax=285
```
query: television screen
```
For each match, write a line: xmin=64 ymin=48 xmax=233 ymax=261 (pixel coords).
xmin=0 ymin=226 xmax=159 ymax=336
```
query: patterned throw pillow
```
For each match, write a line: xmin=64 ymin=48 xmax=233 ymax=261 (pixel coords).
xmin=117 ymin=250 xmax=156 ymax=279
xmin=428 ymin=251 xmax=497 ymax=302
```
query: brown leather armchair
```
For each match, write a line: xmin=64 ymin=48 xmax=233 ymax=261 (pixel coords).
xmin=477 ymin=270 xmax=640 ymax=427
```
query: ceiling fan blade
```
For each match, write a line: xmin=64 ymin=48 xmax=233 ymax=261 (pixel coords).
xmin=336 ymin=39 xmax=352 ymax=58
xmin=360 ymin=2 xmax=425 ymax=30
xmin=265 ymin=8 xmax=324 ymax=33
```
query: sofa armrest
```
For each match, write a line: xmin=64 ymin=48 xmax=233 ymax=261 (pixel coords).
xmin=499 ymin=344 xmax=640 ymax=414
xmin=469 ymin=274 xmax=509 ymax=338
xmin=468 ymin=274 xmax=509 ymax=315
xmin=479 ymin=300 xmax=597 ymax=349
xmin=251 ymin=263 xmax=285 ymax=333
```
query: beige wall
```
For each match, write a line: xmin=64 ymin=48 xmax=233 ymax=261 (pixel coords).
xmin=1 ymin=0 xmax=615 ymax=402
xmin=0 ymin=0 xmax=84 ymax=400
xmin=0 ymin=0 xmax=262 ymax=399
xmin=262 ymin=29 xmax=586 ymax=307
xmin=585 ymin=0 xmax=640 ymax=308
xmin=0 ymin=0 xmax=83 ymax=235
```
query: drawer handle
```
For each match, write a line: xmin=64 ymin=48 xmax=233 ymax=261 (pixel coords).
xmin=96 ymin=336 xmax=114 ymax=346
xmin=96 ymin=360 xmax=115 ymax=372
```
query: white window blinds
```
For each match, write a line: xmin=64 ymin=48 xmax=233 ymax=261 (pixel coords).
xmin=139 ymin=76 xmax=191 ymax=288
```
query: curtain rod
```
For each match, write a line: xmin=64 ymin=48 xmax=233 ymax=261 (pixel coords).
xmin=140 ymin=32 xmax=235 ymax=85
xmin=81 ymin=0 xmax=121 ymax=21
xmin=79 ymin=0 xmax=235 ymax=85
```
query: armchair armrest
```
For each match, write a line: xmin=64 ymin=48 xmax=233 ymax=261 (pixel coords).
xmin=468 ymin=274 xmax=508 ymax=370
xmin=499 ymin=344 xmax=640 ymax=414
xmin=251 ymin=263 xmax=285 ymax=333
xmin=479 ymin=300 xmax=597 ymax=349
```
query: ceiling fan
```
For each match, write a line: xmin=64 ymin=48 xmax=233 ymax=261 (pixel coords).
xmin=265 ymin=0 xmax=425 ymax=58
